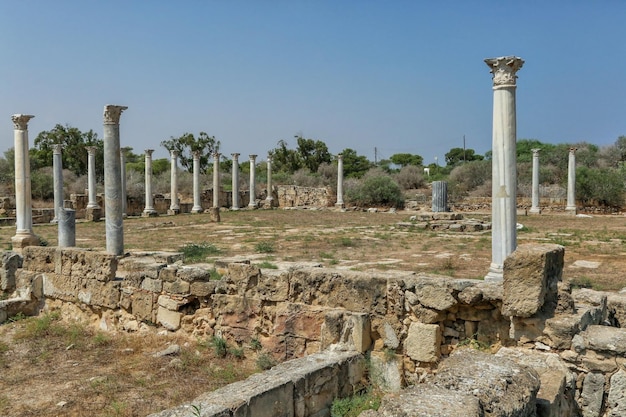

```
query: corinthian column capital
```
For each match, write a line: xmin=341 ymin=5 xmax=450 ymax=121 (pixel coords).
xmin=12 ymin=114 xmax=35 ymax=130
xmin=484 ymin=56 xmax=524 ymax=88
xmin=103 ymin=105 xmax=128 ymax=125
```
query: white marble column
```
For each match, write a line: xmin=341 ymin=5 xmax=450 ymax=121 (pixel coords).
xmin=168 ymin=150 xmax=180 ymax=215
xmin=86 ymin=146 xmax=100 ymax=215
xmin=335 ymin=154 xmax=344 ymax=208
xmin=103 ymin=104 xmax=127 ymax=256
xmin=231 ymin=153 xmax=240 ymax=210
xmin=265 ymin=154 xmax=273 ymax=206
xmin=529 ymin=149 xmax=541 ymax=214
xmin=484 ymin=56 xmax=524 ymax=282
xmin=142 ymin=149 xmax=157 ymax=217
xmin=120 ymin=150 xmax=127 ymax=218
xmin=51 ymin=144 xmax=64 ymax=224
xmin=566 ymin=147 xmax=577 ymax=215
xmin=248 ymin=154 xmax=258 ymax=208
xmin=191 ymin=150 xmax=203 ymax=214
xmin=11 ymin=114 xmax=39 ymax=251
xmin=213 ymin=152 xmax=221 ymax=208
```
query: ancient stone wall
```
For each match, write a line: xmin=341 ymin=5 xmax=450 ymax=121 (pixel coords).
xmin=275 ymin=185 xmax=333 ymax=208
xmin=2 ymin=245 xmax=626 ymax=416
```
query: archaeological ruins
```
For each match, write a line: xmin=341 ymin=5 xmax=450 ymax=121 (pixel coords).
xmin=2 ymin=58 xmax=626 ymax=416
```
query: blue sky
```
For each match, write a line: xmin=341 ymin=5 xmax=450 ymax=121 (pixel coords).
xmin=2 ymin=1 xmax=625 ymax=164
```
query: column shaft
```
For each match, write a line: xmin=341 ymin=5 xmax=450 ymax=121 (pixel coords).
xmin=336 ymin=154 xmax=344 ymax=208
xmin=265 ymin=155 xmax=273 ymax=207
xmin=168 ymin=150 xmax=180 ymax=214
xmin=231 ymin=153 xmax=240 ymax=209
xmin=103 ymin=104 xmax=127 ymax=255
xmin=120 ymin=151 xmax=127 ymax=217
xmin=52 ymin=144 xmax=63 ymax=223
xmin=213 ymin=153 xmax=220 ymax=208
xmin=432 ymin=181 xmax=448 ymax=212
xmin=191 ymin=151 xmax=203 ymax=213
xmin=248 ymin=155 xmax=257 ymax=208
xmin=566 ymin=148 xmax=577 ymax=214
xmin=529 ymin=149 xmax=541 ymax=214
xmin=142 ymin=149 xmax=157 ymax=217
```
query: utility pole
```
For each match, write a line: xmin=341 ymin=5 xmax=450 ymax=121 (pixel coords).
xmin=374 ymin=147 xmax=378 ymax=165
xmin=463 ymin=134 xmax=466 ymax=163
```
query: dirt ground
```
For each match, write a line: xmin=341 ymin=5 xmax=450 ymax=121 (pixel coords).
xmin=1 ymin=208 xmax=626 ymax=416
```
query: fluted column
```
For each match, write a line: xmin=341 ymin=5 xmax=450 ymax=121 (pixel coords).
xmin=213 ymin=152 xmax=221 ymax=208
xmin=432 ymin=181 xmax=448 ymax=212
xmin=566 ymin=147 xmax=577 ymax=214
xmin=103 ymin=104 xmax=127 ymax=256
xmin=11 ymin=114 xmax=39 ymax=251
xmin=120 ymin=150 xmax=127 ymax=218
xmin=335 ymin=154 xmax=344 ymax=208
xmin=265 ymin=155 xmax=273 ymax=207
xmin=231 ymin=153 xmax=240 ymax=210
xmin=168 ymin=150 xmax=180 ymax=215
xmin=142 ymin=149 xmax=157 ymax=217
xmin=51 ymin=144 xmax=64 ymax=224
xmin=529 ymin=149 xmax=541 ymax=214
xmin=191 ymin=150 xmax=203 ymax=213
xmin=484 ymin=56 xmax=524 ymax=281
xmin=248 ymin=154 xmax=258 ymax=208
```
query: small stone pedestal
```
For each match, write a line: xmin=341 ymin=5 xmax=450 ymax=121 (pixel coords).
xmin=86 ymin=207 xmax=102 ymax=222
xmin=11 ymin=233 xmax=40 ymax=252
xmin=209 ymin=207 xmax=220 ymax=222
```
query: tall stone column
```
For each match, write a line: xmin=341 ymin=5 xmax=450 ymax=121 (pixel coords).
xmin=336 ymin=154 xmax=344 ymax=208
xmin=142 ymin=149 xmax=157 ymax=217
xmin=120 ymin=150 xmax=127 ymax=218
xmin=248 ymin=154 xmax=258 ymax=208
xmin=529 ymin=149 xmax=541 ymax=214
xmin=566 ymin=147 xmax=577 ymax=215
xmin=51 ymin=144 xmax=64 ymax=224
xmin=103 ymin=104 xmax=127 ymax=256
xmin=11 ymin=114 xmax=39 ymax=251
xmin=231 ymin=153 xmax=240 ymax=210
xmin=85 ymin=146 xmax=101 ymax=221
xmin=168 ymin=150 xmax=180 ymax=215
xmin=484 ymin=56 xmax=524 ymax=281
xmin=265 ymin=155 xmax=273 ymax=207
xmin=432 ymin=181 xmax=448 ymax=212
xmin=191 ymin=150 xmax=203 ymax=214
xmin=213 ymin=152 xmax=221 ymax=208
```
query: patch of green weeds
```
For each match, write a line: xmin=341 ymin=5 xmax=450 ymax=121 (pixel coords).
xmin=250 ymin=338 xmax=262 ymax=351
xmin=458 ymin=336 xmax=490 ymax=351
xmin=329 ymin=259 xmax=339 ymax=265
xmin=229 ymin=346 xmax=245 ymax=359
xmin=180 ymin=242 xmax=221 ymax=263
xmin=256 ymin=353 xmax=275 ymax=370
xmin=255 ymin=241 xmax=275 ymax=253
xmin=337 ymin=237 xmax=355 ymax=247
xmin=257 ymin=261 xmax=278 ymax=269
xmin=330 ymin=390 xmax=382 ymax=417
xmin=209 ymin=268 xmax=222 ymax=280
xmin=211 ymin=336 xmax=228 ymax=358
xmin=8 ymin=312 xmax=26 ymax=322
xmin=569 ymin=276 xmax=593 ymax=289
xmin=320 ymin=251 xmax=335 ymax=259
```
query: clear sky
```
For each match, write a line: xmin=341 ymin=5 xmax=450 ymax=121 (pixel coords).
xmin=2 ymin=1 xmax=625 ymax=164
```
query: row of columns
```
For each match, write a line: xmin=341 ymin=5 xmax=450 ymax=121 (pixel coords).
xmin=529 ymin=147 xmax=577 ymax=215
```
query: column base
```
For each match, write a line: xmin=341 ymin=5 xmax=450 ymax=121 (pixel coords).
xmin=248 ymin=201 xmax=258 ymax=209
xmin=335 ymin=202 xmax=345 ymax=209
xmin=230 ymin=207 xmax=240 ymax=211
xmin=86 ymin=207 xmax=102 ymax=222
xmin=209 ymin=207 xmax=221 ymax=222
xmin=565 ymin=206 xmax=577 ymax=215
xmin=484 ymin=264 xmax=503 ymax=282
xmin=528 ymin=207 xmax=541 ymax=215
xmin=11 ymin=232 xmax=40 ymax=253
xmin=142 ymin=209 xmax=158 ymax=218
xmin=191 ymin=206 xmax=203 ymax=214
xmin=167 ymin=209 xmax=180 ymax=215
xmin=50 ymin=218 xmax=59 ymax=224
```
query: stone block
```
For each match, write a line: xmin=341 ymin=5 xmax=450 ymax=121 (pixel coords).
xmin=0 ymin=251 xmax=22 ymax=292
xmin=370 ymin=385 xmax=481 ymax=417
xmin=607 ymin=369 xmax=626 ymax=417
xmin=190 ymin=280 xmax=218 ymax=297
xmin=132 ymin=291 xmax=156 ymax=322
xmin=159 ymin=266 xmax=178 ymax=282
xmin=581 ymin=372 xmax=605 ymax=417
xmin=163 ymin=279 xmax=190 ymax=295
xmin=158 ymin=295 xmax=187 ymax=311
xmin=607 ymin=293 xmax=626 ymax=328
xmin=82 ymin=279 xmax=121 ymax=309
xmin=370 ymin=351 xmax=404 ymax=392
xmin=22 ymin=246 xmax=55 ymax=273
xmin=576 ymin=325 xmax=626 ymax=356
xmin=141 ymin=277 xmax=163 ymax=293
xmin=502 ymin=244 xmax=564 ymax=318
xmin=405 ymin=322 xmax=441 ymax=363
xmin=177 ymin=266 xmax=211 ymax=282
xmin=157 ymin=306 xmax=182 ymax=331
xmin=414 ymin=283 xmax=457 ymax=311
xmin=42 ymin=272 xmax=81 ymax=302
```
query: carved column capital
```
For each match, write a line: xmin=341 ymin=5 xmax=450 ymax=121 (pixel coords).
xmin=484 ymin=56 xmax=524 ymax=88
xmin=531 ymin=148 xmax=541 ymax=156
xmin=337 ymin=154 xmax=343 ymax=161
xmin=52 ymin=144 xmax=63 ymax=154
xmin=213 ymin=152 xmax=221 ymax=161
xmin=249 ymin=154 xmax=257 ymax=161
xmin=170 ymin=149 xmax=179 ymax=159
xmin=12 ymin=114 xmax=35 ymax=130
xmin=192 ymin=150 xmax=201 ymax=159
xmin=86 ymin=146 xmax=98 ymax=155
xmin=267 ymin=155 xmax=272 ymax=163
xmin=103 ymin=105 xmax=128 ymax=125
xmin=231 ymin=153 xmax=240 ymax=161
xmin=144 ymin=149 xmax=154 ymax=157
xmin=569 ymin=147 xmax=577 ymax=154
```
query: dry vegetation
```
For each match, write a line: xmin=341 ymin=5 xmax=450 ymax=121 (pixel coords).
xmin=1 ymin=208 xmax=626 ymax=416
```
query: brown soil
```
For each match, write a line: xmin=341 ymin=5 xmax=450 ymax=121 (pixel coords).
xmin=1 ymin=208 xmax=625 ymax=416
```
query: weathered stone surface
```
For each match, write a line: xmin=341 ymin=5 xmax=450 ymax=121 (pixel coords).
xmin=163 ymin=279 xmax=190 ymax=295
xmin=607 ymin=369 xmax=626 ymax=417
xmin=414 ymin=283 xmax=457 ymax=311
xmin=190 ymin=280 xmax=218 ymax=297
xmin=496 ymin=347 xmax=577 ymax=417
xmin=158 ymin=266 xmax=178 ymax=282
xmin=132 ymin=291 xmax=156 ymax=322
xmin=158 ymin=295 xmax=186 ymax=311
xmin=250 ymin=269 xmax=290 ymax=302
xmin=502 ymin=244 xmax=564 ymax=318
xmin=580 ymin=372 xmax=604 ymax=417
xmin=157 ymin=306 xmax=182 ymax=331
xmin=141 ymin=277 xmax=163 ymax=293
xmin=381 ymin=321 xmax=399 ymax=349
xmin=176 ymin=266 xmax=211 ymax=282
xmin=1 ymin=251 xmax=22 ymax=292
xmin=607 ymin=293 xmax=626 ymax=328
xmin=43 ymin=272 xmax=81 ymax=302
xmin=289 ymin=268 xmax=386 ymax=315
xmin=21 ymin=246 xmax=55 ymax=273
xmin=364 ymin=385 xmax=482 ymax=417
xmin=81 ymin=279 xmax=121 ymax=309
xmin=575 ymin=325 xmax=626 ymax=355
xmin=405 ymin=322 xmax=440 ymax=363
xmin=433 ymin=349 xmax=540 ymax=417
xmin=369 ymin=351 xmax=403 ymax=392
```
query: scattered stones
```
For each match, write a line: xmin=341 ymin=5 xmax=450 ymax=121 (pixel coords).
xmin=152 ymin=344 xmax=181 ymax=358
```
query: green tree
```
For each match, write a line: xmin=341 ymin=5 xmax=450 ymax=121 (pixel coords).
xmin=0 ymin=148 xmax=15 ymax=185
xmin=295 ymin=136 xmax=331 ymax=172
xmin=31 ymin=124 xmax=102 ymax=177
xmin=346 ymin=173 xmax=404 ymax=208
xmin=161 ymin=132 xmax=220 ymax=173
xmin=340 ymin=148 xmax=372 ymax=178
xmin=444 ymin=147 xmax=483 ymax=166
xmin=576 ymin=166 xmax=625 ymax=207
xmin=270 ymin=139 xmax=301 ymax=173
xmin=389 ymin=153 xmax=423 ymax=167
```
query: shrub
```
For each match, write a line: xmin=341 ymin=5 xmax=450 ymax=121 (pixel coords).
xmin=345 ymin=174 xmax=404 ymax=208
xmin=393 ymin=165 xmax=426 ymax=190
xmin=330 ymin=391 xmax=381 ymax=417
xmin=256 ymin=353 xmax=275 ymax=370
xmin=255 ymin=241 xmax=275 ymax=253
